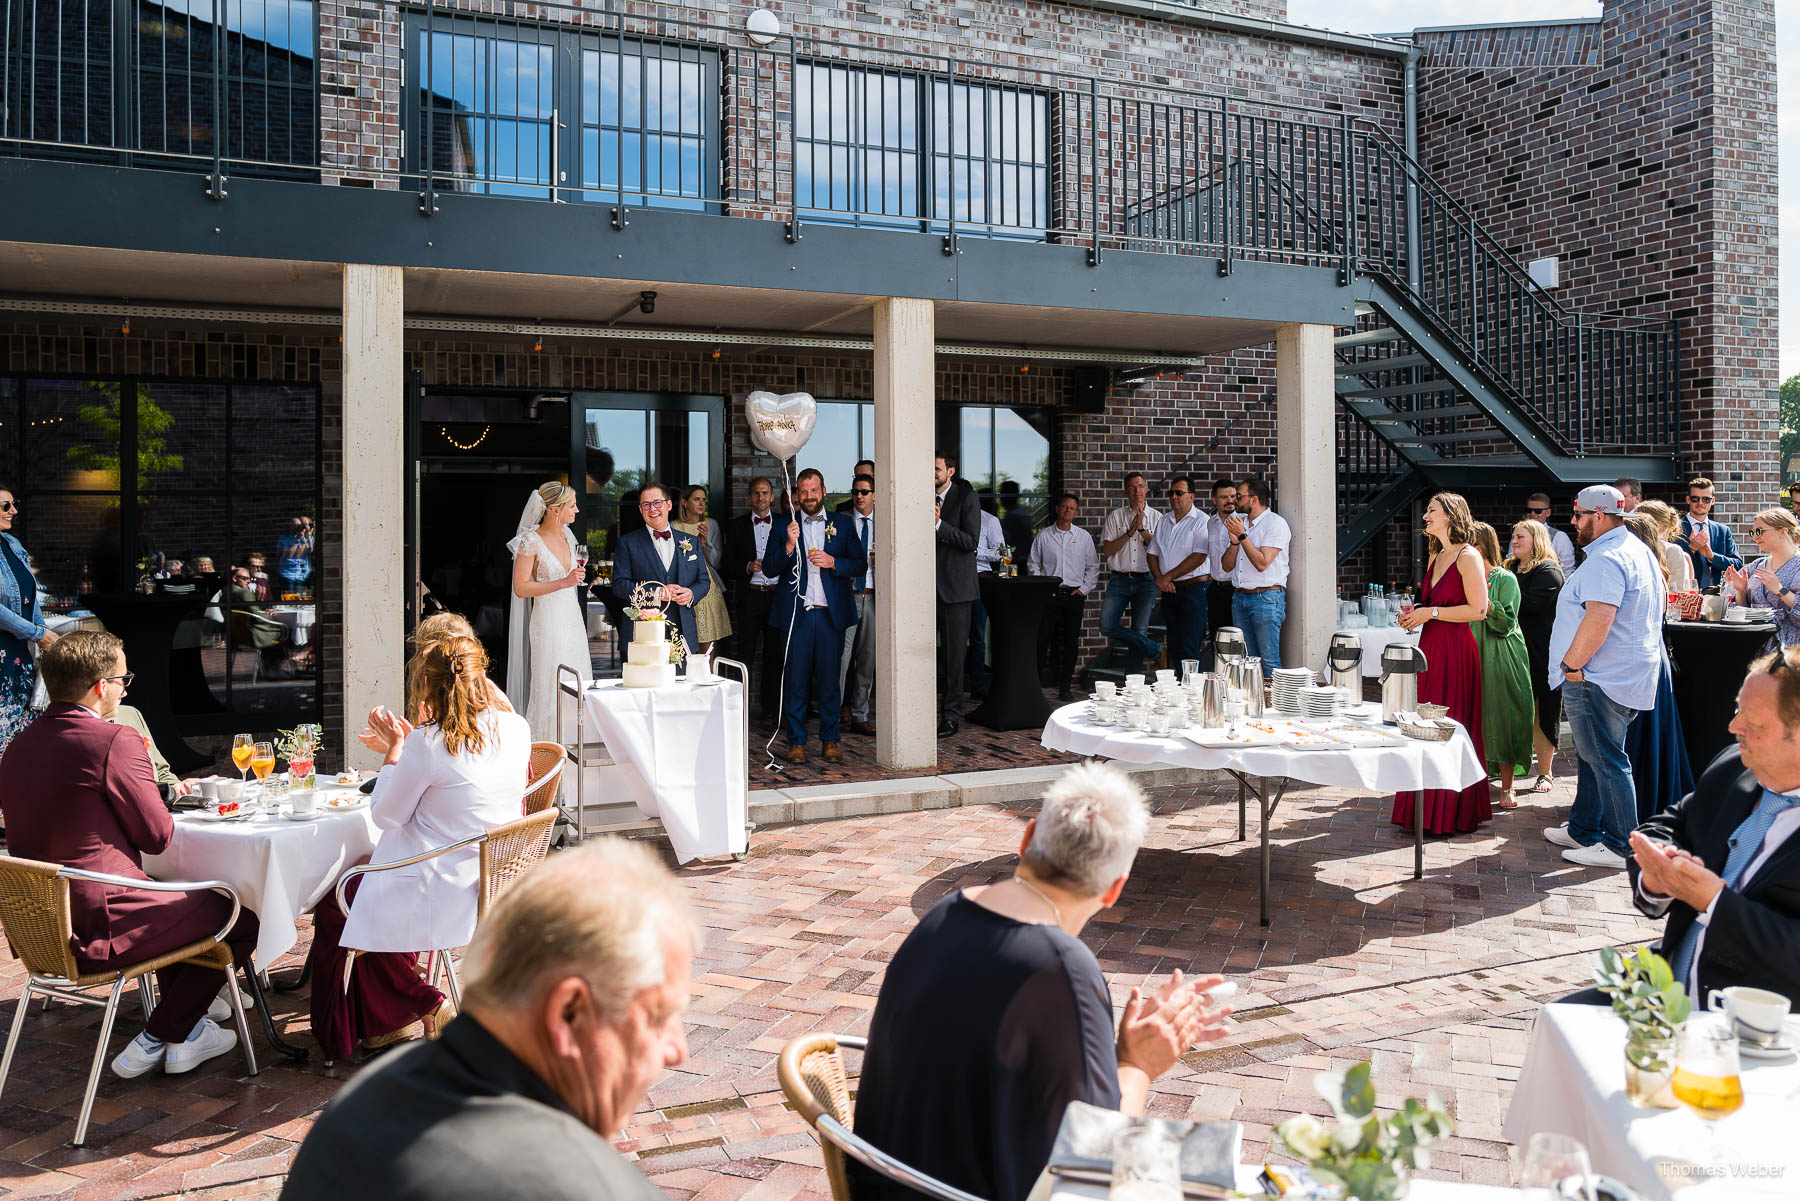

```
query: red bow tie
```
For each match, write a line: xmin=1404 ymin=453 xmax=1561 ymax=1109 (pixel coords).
xmin=753 ymin=515 xmax=770 ymax=525
xmin=653 ymin=530 xmax=672 ymax=542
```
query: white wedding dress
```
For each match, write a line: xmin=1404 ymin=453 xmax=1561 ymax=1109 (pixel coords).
xmin=506 ymin=525 xmax=593 ymax=743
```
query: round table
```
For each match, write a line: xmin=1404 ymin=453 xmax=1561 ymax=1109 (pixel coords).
xmin=267 ymin=605 xmax=316 ymax=647
xmin=1043 ymin=704 xmax=1484 ymax=925
xmin=969 ymin=574 xmax=1059 ymax=731
xmin=1665 ymin=619 xmax=1777 ymax=767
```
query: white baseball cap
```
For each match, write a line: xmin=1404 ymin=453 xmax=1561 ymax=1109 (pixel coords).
xmin=1575 ymin=485 xmax=1626 ymax=515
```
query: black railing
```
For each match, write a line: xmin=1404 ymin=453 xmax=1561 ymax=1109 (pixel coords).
xmin=0 ymin=1 xmax=1678 ymax=460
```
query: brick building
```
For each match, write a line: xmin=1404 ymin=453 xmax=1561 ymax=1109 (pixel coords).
xmin=0 ymin=0 xmax=1776 ymax=773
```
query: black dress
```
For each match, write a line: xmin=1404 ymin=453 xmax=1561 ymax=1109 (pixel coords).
xmin=852 ymin=893 xmax=1121 ymax=1201
xmin=1514 ymin=561 xmax=1565 ymax=748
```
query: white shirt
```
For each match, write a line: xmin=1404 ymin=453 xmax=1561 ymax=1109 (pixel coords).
xmin=1027 ymin=524 xmax=1099 ymax=592
xmin=1147 ymin=508 xmax=1209 ymax=583
xmin=749 ymin=513 xmax=775 ymax=586
xmin=800 ymin=514 xmax=829 ymax=609
xmin=1550 ymin=527 xmax=1577 ymax=575
xmin=851 ymin=510 xmax=874 ymax=591
xmin=650 ymin=525 xmax=676 ymax=571
xmin=1231 ymin=508 xmax=1292 ymax=588
xmin=934 ymin=484 xmax=951 ymax=531
xmin=976 ymin=510 xmax=1005 ymax=573
xmin=1206 ymin=512 xmax=1237 ymax=583
xmin=1100 ymin=505 xmax=1163 ymax=574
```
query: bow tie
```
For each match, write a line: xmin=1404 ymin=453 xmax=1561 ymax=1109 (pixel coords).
xmin=753 ymin=515 xmax=770 ymax=526
xmin=804 ymin=513 xmax=826 ymax=524
xmin=653 ymin=530 xmax=672 ymax=542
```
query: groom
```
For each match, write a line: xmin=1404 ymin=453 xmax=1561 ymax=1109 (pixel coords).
xmin=610 ymin=480 xmax=709 ymax=665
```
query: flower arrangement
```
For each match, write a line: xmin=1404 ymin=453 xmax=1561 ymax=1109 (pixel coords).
xmin=1593 ymin=945 xmax=1690 ymax=1105
xmin=275 ymin=723 xmax=322 ymax=786
xmin=668 ymin=632 xmax=690 ymax=668
xmin=623 ymin=581 xmax=667 ymax=622
xmin=1275 ymin=1062 xmax=1453 ymax=1201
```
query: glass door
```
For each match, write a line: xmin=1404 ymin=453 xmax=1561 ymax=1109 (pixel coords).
xmin=571 ymin=392 xmax=726 ymax=558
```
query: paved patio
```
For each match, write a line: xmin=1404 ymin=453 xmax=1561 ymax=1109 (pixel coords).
xmin=0 ymin=755 xmax=1659 ymax=1200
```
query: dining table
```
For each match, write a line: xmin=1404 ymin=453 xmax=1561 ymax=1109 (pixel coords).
xmin=1504 ymin=1002 xmax=1800 ymax=1199
xmin=969 ymin=574 xmax=1060 ymax=731
xmin=1664 ymin=619 xmax=1778 ymax=766
xmin=1042 ymin=703 xmax=1485 ymax=925
xmin=1029 ymin=1160 xmax=1523 ymax=1200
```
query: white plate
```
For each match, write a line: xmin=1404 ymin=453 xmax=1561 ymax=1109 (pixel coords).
xmin=1181 ymin=727 xmax=1282 ymax=749
xmin=282 ymin=809 xmax=325 ymax=822
xmin=184 ymin=807 xmax=254 ymax=823
xmin=320 ymin=792 xmax=369 ymax=811
xmin=1281 ymin=736 xmax=1340 ymax=750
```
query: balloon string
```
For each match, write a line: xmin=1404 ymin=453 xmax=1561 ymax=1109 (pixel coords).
xmin=763 ymin=458 xmax=803 ymax=772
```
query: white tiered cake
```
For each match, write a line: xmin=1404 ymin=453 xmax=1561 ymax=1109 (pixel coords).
xmin=622 ymin=618 xmax=678 ymax=688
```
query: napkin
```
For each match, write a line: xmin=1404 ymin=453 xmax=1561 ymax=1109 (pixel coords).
xmin=1045 ymin=1101 xmax=1240 ymax=1198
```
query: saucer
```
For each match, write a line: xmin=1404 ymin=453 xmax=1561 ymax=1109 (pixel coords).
xmin=282 ymin=808 xmax=325 ymax=822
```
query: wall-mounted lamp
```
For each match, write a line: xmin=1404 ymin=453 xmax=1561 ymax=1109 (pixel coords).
xmin=746 ymin=8 xmax=780 ymax=46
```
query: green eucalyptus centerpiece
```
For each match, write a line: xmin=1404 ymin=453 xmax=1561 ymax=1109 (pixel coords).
xmin=1274 ymin=1062 xmax=1454 ymax=1201
xmin=1593 ymin=945 xmax=1690 ymax=1107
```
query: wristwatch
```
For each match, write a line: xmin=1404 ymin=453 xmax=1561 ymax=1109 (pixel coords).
xmin=1560 ymin=661 xmax=1581 ymax=676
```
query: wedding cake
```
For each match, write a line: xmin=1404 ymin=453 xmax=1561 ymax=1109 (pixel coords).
xmin=622 ymin=617 xmax=678 ymax=688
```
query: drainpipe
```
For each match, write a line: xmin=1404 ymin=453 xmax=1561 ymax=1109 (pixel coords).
xmin=1403 ymin=43 xmax=1422 ymax=292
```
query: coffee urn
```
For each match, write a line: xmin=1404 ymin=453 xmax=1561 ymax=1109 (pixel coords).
xmin=1378 ymin=643 xmax=1428 ymax=725
xmin=1327 ymin=633 xmax=1363 ymax=694
xmin=1214 ymin=626 xmax=1247 ymax=662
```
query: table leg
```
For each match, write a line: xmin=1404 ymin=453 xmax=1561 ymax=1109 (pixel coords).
xmin=1236 ymin=775 xmax=1246 ymax=842
xmin=271 ymin=961 xmax=312 ymax=994
xmin=1227 ymin=771 xmax=1290 ymax=928
xmin=1414 ymin=790 xmax=1425 ymax=880
xmin=1260 ymin=776 xmax=1271 ymax=928
xmin=244 ymin=962 xmax=309 ymax=1063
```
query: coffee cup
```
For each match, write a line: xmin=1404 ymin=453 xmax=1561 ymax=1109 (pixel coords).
xmin=1708 ymin=985 xmax=1791 ymax=1044
xmin=215 ymin=777 xmax=244 ymax=804
xmin=195 ymin=777 xmax=220 ymax=802
xmin=288 ymin=788 xmax=318 ymax=817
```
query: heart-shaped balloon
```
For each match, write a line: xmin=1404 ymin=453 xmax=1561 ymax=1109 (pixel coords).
xmin=745 ymin=390 xmax=818 ymax=462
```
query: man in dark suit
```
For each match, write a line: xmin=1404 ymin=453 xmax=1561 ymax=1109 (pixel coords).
xmin=835 ymin=459 xmax=874 ymax=514
xmin=282 ymin=840 xmax=693 ymax=1201
xmin=763 ymin=468 xmax=866 ymax=763
xmin=724 ymin=476 xmax=783 ymax=718
xmin=0 ymin=631 xmax=259 ymax=1078
xmin=1563 ymin=649 xmax=1800 ymax=1007
xmin=610 ymin=480 xmax=709 ymax=663
xmin=935 ymin=453 xmax=981 ymax=737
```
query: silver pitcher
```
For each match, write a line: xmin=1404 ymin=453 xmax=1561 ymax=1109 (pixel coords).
xmin=1231 ymin=659 xmax=1264 ymax=717
xmin=1379 ymin=643 xmax=1428 ymax=725
xmin=1214 ymin=626 xmax=1246 ymax=662
xmin=1328 ymin=632 xmax=1363 ymax=694
xmin=1200 ymin=673 xmax=1225 ymax=729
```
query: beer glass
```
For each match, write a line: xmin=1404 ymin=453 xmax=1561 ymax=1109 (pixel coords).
xmin=1671 ymin=1015 xmax=1744 ymax=1162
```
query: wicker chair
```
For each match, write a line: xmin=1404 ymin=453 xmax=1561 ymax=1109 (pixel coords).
xmin=522 ymin=742 xmax=567 ymax=815
xmin=0 ymin=857 xmax=259 ymax=1146
xmin=775 ymin=1033 xmax=986 ymax=1201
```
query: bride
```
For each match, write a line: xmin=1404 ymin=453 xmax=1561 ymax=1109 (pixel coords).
xmin=506 ymin=482 xmax=592 ymax=741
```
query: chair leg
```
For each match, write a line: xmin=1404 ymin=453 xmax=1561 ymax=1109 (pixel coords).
xmin=72 ymin=979 xmax=128 ymax=1147
xmin=0 ymin=982 xmax=39 ymax=1102
xmin=227 ymin=964 xmax=259 ymax=1077
xmin=440 ymin=956 xmax=462 ymax=1009
xmin=136 ymin=976 xmax=157 ymax=1017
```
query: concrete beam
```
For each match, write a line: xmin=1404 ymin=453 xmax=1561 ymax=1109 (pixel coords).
xmin=1276 ymin=322 xmax=1336 ymax=678
xmin=872 ymin=297 xmax=938 ymax=771
xmin=340 ymin=263 xmax=405 ymax=768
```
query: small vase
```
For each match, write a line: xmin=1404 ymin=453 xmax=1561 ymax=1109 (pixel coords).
xmin=1623 ymin=1032 xmax=1678 ymax=1108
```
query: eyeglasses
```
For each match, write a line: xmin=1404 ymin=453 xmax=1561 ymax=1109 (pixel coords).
xmin=1525 ymin=506 xmax=1551 ymax=515
xmin=852 ymin=488 xmax=873 ymax=496
xmin=638 ymin=499 xmax=668 ymax=511
xmin=1688 ymin=495 xmax=1715 ymax=505
xmin=99 ymin=672 xmax=135 ymax=688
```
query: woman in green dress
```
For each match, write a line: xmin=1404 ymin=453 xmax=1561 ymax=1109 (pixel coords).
xmin=1469 ymin=522 xmax=1534 ymax=809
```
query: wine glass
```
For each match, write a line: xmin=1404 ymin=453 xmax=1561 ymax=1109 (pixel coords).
xmin=1514 ymin=1132 xmax=1595 ymax=1200
xmin=1672 ymin=1015 xmax=1744 ymax=1162
xmin=231 ymin=733 xmax=254 ymax=785
xmin=288 ymin=742 xmax=316 ymax=787
xmin=249 ymin=741 xmax=276 ymax=799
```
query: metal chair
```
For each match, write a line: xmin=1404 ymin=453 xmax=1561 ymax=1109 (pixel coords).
xmin=0 ymin=857 xmax=259 ymax=1146
xmin=335 ymin=805 xmax=559 ymax=1011
xmin=522 ymin=742 xmax=567 ymax=815
xmin=776 ymin=1033 xmax=987 ymax=1201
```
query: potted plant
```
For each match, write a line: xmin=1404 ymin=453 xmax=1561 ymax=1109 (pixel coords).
xmin=1592 ymin=945 xmax=1689 ymax=1107
xmin=1274 ymin=1061 xmax=1453 ymax=1200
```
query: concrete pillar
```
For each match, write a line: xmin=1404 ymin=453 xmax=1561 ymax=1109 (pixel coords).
xmin=1275 ymin=322 xmax=1336 ymax=677
xmin=871 ymin=297 xmax=937 ymax=771
xmin=341 ymin=264 xmax=406 ymax=768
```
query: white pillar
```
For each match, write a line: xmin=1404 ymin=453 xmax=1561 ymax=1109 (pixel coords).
xmin=1275 ymin=322 xmax=1336 ymax=677
xmin=341 ymin=264 xmax=406 ymax=769
xmin=872 ymin=297 xmax=937 ymax=771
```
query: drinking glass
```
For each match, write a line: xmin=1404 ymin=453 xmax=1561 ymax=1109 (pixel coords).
xmin=574 ymin=544 xmax=589 ymax=574
xmin=1108 ymin=1126 xmax=1181 ymax=1201
xmin=288 ymin=749 xmax=315 ymax=787
xmin=1672 ymin=1015 xmax=1744 ymax=1160
xmin=250 ymin=741 xmax=276 ymax=797
xmin=231 ymin=733 xmax=254 ymax=785
xmin=1514 ymin=1132 xmax=1595 ymax=1200
xmin=1180 ymin=659 xmax=1201 ymax=682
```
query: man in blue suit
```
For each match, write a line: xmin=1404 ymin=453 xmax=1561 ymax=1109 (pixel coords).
xmin=1677 ymin=475 xmax=1744 ymax=592
xmin=764 ymin=468 xmax=866 ymax=763
xmin=610 ymin=481 xmax=709 ymax=668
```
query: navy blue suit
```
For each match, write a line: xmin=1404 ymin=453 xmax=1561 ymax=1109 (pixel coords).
xmin=1676 ymin=514 xmax=1744 ymax=592
xmin=763 ymin=511 xmax=866 ymax=745
xmin=611 ymin=525 xmax=711 ymax=667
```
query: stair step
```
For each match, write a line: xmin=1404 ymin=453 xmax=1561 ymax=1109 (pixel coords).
xmin=1348 ymin=402 xmax=1485 ymax=425
xmin=1392 ymin=429 xmax=1514 ymax=448
xmin=1354 ymin=301 xmax=1376 ymax=317
xmin=1336 ymin=354 xmax=1430 ymax=375
xmin=1341 ymin=380 xmax=1459 ymax=400
xmin=1334 ymin=326 xmax=1400 ymax=348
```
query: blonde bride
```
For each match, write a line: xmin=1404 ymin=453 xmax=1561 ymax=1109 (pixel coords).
xmin=505 ymin=482 xmax=592 ymax=741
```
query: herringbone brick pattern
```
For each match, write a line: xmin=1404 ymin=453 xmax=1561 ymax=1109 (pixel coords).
xmin=0 ymin=761 xmax=1659 ymax=1200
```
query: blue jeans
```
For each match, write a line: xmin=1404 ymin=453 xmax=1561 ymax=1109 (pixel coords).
xmin=1232 ymin=589 xmax=1286 ymax=676
xmin=1165 ymin=581 xmax=1209 ymax=670
xmin=1563 ymin=679 xmax=1641 ymax=856
xmin=1101 ymin=573 xmax=1161 ymax=663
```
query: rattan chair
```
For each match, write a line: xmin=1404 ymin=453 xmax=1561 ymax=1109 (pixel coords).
xmin=522 ymin=742 xmax=567 ymax=815
xmin=0 ymin=857 xmax=259 ymax=1146
xmin=776 ymin=1033 xmax=986 ymax=1201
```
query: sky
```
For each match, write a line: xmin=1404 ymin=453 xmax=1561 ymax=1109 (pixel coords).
xmin=1286 ymin=0 xmax=1794 ymax=385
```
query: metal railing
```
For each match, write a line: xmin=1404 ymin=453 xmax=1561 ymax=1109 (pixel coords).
xmin=0 ymin=1 xmax=1678 ymax=458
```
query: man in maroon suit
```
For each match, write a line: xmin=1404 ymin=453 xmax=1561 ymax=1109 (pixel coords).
xmin=0 ymin=631 xmax=258 ymax=1078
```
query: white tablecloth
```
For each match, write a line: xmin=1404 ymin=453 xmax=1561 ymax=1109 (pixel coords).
xmin=143 ymin=796 xmax=379 ymax=967
xmin=1042 ymin=704 xmax=1484 ymax=794
xmin=1504 ymin=1004 xmax=1800 ymax=1199
xmin=1336 ymin=624 xmax=1422 ymax=677
xmin=267 ymin=605 xmax=316 ymax=646
xmin=1031 ymin=1162 xmax=1520 ymax=1201
xmin=582 ymin=678 xmax=747 ymax=863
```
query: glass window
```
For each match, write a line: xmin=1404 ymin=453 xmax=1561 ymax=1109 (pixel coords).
xmin=417 ymin=23 xmax=557 ymax=199
xmin=946 ymin=403 xmax=1053 ymax=525
xmin=581 ymin=41 xmax=715 ymax=210
xmin=6 ymin=0 xmax=116 ymax=149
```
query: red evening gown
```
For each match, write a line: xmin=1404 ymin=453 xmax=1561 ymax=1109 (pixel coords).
xmin=1391 ymin=560 xmax=1493 ymax=834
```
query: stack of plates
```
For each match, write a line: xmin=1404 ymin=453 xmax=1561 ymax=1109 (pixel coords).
xmin=1726 ymin=606 xmax=1775 ymax=624
xmin=1272 ymin=667 xmax=1314 ymax=714
xmin=1299 ymin=684 xmax=1339 ymax=720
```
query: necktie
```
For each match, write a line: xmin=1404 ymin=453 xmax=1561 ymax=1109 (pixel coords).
xmin=857 ymin=517 xmax=870 ymax=590
xmin=653 ymin=530 xmax=671 ymax=542
xmin=1669 ymin=788 xmax=1800 ymax=986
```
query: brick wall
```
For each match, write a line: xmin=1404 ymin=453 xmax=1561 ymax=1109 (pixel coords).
xmin=1413 ymin=0 xmax=1781 ymax=535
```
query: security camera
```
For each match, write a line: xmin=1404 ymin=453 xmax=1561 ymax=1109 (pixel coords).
xmin=639 ymin=290 xmax=657 ymax=314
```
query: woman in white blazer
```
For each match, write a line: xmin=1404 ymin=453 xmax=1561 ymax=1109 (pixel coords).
xmin=307 ymin=635 xmax=530 ymax=1058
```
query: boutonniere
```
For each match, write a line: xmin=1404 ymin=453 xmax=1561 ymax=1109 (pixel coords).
xmin=677 ymin=537 xmax=694 ymax=553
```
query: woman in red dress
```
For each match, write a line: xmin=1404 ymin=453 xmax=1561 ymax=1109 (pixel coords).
xmin=1391 ymin=492 xmax=1494 ymax=834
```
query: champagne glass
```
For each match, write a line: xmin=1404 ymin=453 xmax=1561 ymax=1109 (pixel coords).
xmin=249 ymin=741 xmax=276 ymax=798
xmin=1672 ymin=1016 xmax=1744 ymax=1162
xmin=1514 ymin=1132 xmax=1595 ymax=1200
xmin=231 ymin=733 xmax=254 ymax=785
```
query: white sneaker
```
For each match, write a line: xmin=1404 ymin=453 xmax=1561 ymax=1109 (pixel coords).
xmin=164 ymin=1019 xmax=238 ymax=1074
xmin=1562 ymin=843 xmax=1628 ymax=870
xmin=206 ymin=987 xmax=254 ymax=1023
xmin=1543 ymin=824 xmax=1580 ymax=849
xmin=111 ymin=1032 xmax=166 ymax=1079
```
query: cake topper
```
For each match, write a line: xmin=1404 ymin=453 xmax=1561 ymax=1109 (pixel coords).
xmin=624 ymin=580 xmax=667 ymax=622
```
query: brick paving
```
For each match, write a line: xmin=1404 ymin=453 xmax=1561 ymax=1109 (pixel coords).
xmin=0 ymin=755 xmax=1660 ymax=1200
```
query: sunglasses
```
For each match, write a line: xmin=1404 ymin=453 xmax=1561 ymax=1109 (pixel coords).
xmin=1753 ymin=527 xmax=1771 ymax=537
xmin=1688 ymin=496 xmax=1714 ymax=505
xmin=852 ymin=488 xmax=873 ymax=496
xmin=1525 ymin=506 xmax=1551 ymax=515
xmin=1768 ymin=654 xmax=1800 ymax=686
xmin=1572 ymin=508 xmax=1596 ymax=519
xmin=1168 ymin=489 xmax=1191 ymax=497
xmin=99 ymin=672 xmax=136 ymax=688
xmin=0 ymin=502 xmax=16 ymax=513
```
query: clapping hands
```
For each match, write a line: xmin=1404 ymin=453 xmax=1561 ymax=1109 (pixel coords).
xmin=1116 ymin=971 xmax=1232 ymax=1082
xmin=358 ymin=705 xmax=414 ymax=765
